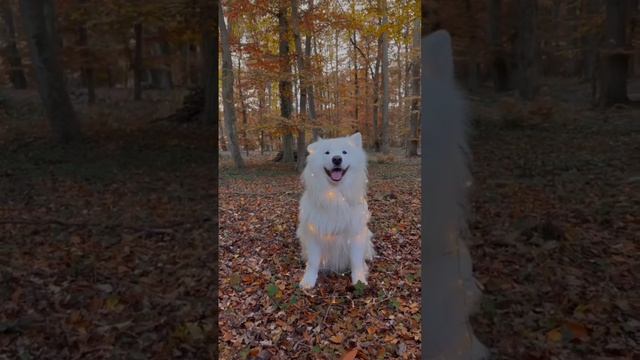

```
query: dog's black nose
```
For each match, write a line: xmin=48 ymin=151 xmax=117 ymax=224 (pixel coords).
xmin=332 ymin=155 xmax=342 ymax=166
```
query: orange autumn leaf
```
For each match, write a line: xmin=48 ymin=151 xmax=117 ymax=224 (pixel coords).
xmin=547 ymin=328 xmax=562 ymax=343
xmin=565 ymin=321 xmax=589 ymax=342
xmin=340 ymin=348 xmax=358 ymax=360
xmin=329 ymin=334 xmax=344 ymax=344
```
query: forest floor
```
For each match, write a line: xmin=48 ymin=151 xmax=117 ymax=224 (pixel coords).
xmin=468 ymin=79 xmax=639 ymax=359
xmin=219 ymin=79 xmax=639 ymax=359
xmin=0 ymin=89 xmax=217 ymax=358
xmin=1 ymin=77 xmax=639 ymax=359
xmin=218 ymin=153 xmax=422 ymax=359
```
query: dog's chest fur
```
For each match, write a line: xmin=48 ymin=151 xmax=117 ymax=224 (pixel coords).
xmin=299 ymin=187 xmax=368 ymax=237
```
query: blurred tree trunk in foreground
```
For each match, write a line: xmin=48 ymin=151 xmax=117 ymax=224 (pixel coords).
xmin=20 ymin=0 xmax=81 ymax=143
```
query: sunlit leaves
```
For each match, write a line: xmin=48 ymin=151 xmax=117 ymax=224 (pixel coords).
xmin=219 ymin=159 xmax=422 ymax=358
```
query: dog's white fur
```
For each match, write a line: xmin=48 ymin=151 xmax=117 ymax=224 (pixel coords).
xmin=296 ymin=133 xmax=374 ymax=289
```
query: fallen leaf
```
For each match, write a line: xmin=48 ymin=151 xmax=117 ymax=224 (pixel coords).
xmin=329 ymin=334 xmax=344 ymax=344
xmin=564 ymin=321 xmax=589 ymax=342
xmin=547 ymin=328 xmax=562 ymax=343
xmin=336 ymin=348 xmax=357 ymax=360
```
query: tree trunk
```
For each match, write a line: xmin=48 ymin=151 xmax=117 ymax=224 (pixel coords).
xmin=515 ymin=0 xmax=538 ymax=100
xmin=278 ymin=6 xmax=294 ymax=163
xmin=380 ymin=0 xmax=390 ymax=154
xmin=259 ymin=85 xmax=266 ymax=155
xmin=372 ymin=34 xmax=382 ymax=151
xmin=150 ymin=27 xmax=173 ymax=90
xmin=582 ymin=0 xmax=602 ymax=83
xmin=219 ymin=3 xmax=244 ymax=168
xmin=201 ymin=21 xmax=216 ymax=125
xmin=334 ymin=30 xmax=339 ymax=138
xmin=408 ymin=19 xmax=420 ymax=157
xmin=464 ymin=0 xmax=480 ymax=92
xmin=133 ymin=22 xmax=143 ymax=100
xmin=20 ymin=0 xmax=80 ymax=143
xmin=292 ymin=0 xmax=306 ymax=172
xmin=307 ymin=35 xmax=319 ymax=141
xmin=354 ymin=32 xmax=360 ymax=131
xmin=219 ymin=118 xmax=227 ymax=151
xmin=489 ymin=0 xmax=510 ymax=92
xmin=237 ymin=50 xmax=249 ymax=156
xmin=601 ymin=0 xmax=629 ymax=106
xmin=0 ymin=2 xmax=27 ymax=89
xmin=77 ymin=1 xmax=95 ymax=104
xmin=422 ymin=29 xmax=487 ymax=360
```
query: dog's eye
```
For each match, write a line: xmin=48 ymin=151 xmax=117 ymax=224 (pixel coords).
xmin=324 ymin=151 xmax=330 ymax=155
xmin=342 ymin=150 xmax=347 ymax=154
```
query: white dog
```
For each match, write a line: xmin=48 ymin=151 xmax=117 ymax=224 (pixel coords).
xmin=296 ymin=132 xmax=374 ymax=289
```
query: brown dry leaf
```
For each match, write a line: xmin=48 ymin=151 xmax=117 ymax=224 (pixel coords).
xmin=564 ymin=321 xmax=589 ymax=342
xmin=340 ymin=348 xmax=359 ymax=360
xmin=547 ymin=328 xmax=562 ymax=343
xmin=329 ymin=334 xmax=344 ymax=344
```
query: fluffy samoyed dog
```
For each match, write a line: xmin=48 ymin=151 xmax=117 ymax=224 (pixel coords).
xmin=296 ymin=132 xmax=374 ymax=289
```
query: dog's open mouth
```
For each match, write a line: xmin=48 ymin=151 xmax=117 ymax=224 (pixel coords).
xmin=324 ymin=166 xmax=349 ymax=182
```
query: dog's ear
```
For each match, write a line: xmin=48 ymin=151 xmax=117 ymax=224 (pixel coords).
xmin=306 ymin=142 xmax=316 ymax=154
xmin=350 ymin=132 xmax=362 ymax=148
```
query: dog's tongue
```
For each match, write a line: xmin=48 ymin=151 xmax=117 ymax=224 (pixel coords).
xmin=331 ymin=169 xmax=343 ymax=181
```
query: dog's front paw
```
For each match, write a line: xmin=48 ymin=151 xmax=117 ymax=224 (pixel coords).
xmin=351 ymin=270 xmax=368 ymax=286
xmin=299 ymin=272 xmax=318 ymax=289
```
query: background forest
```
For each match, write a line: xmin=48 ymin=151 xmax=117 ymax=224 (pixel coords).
xmin=219 ymin=0 xmax=421 ymax=171
xmin=1 ymin=0 xmax=217 ymax=358
xmin=218 ymin=0 xmax=423 ymax=358
xmin=427 ymin=0 xmax=639 ymax=359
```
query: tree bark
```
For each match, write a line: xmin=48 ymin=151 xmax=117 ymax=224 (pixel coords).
xmin=407 ymin=19 xmax=420 ymax=157
xmin=582 ymin=0 xmax=600 ymax=83
xmin=334 ymin=30 xmax=339 ymax=138
xmin=201 ymin=21 xmax=216 ymax=125
xmin=0 ymin=2 xmax=27 ymax=89
xmin=292 ymin=0 xmax=306 ymax=172
xmin=236 ymin=49 xmax=249 ymax=156
xmin=150 ymin=29 xmax=172 ymax=90
xmin=372 ymin=34 xmax=382 ymax=151
xmin=489 ymin=0 xmax=510 ymax=92
xmin=307 ymin=34 xmax=319 ymax=141
xmin=278 ymin=6 xmax=294 ymax=163
xmin=354 ymin=32 xmax=360 ymax=132
xmin=20 ymin=0 xmax=80 ymax=143
xmin=133 ymin=22 xmax=143 ymax=100
xmin=380 ymin=0 xmax=390 ymax=154
xmin=219 ymin=2 xmax=244 ymax=168
xmin=600 ymin=0 xmax=629 ymax=106
xmin=77 ymin=0 xmax=95 ymax=104
xmin=515 ymin=0 xmax=538 ymax=100
xmin=259 ymin=85 xmax=266 ymax=155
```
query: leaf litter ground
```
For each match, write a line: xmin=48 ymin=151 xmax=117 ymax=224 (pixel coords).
xmin=468 ymin=87 xmax=639 ymax=359
xmin=0 ymin=106 xmax=217 ymax=358
xmin=219 ymin=155 xmax=422 ymax=359
xmin=220 ymin=88 xmax=638 ymax=359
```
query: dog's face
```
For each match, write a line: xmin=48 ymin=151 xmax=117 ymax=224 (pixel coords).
xmin=305 ymin=133 xmax=366 ymax=185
